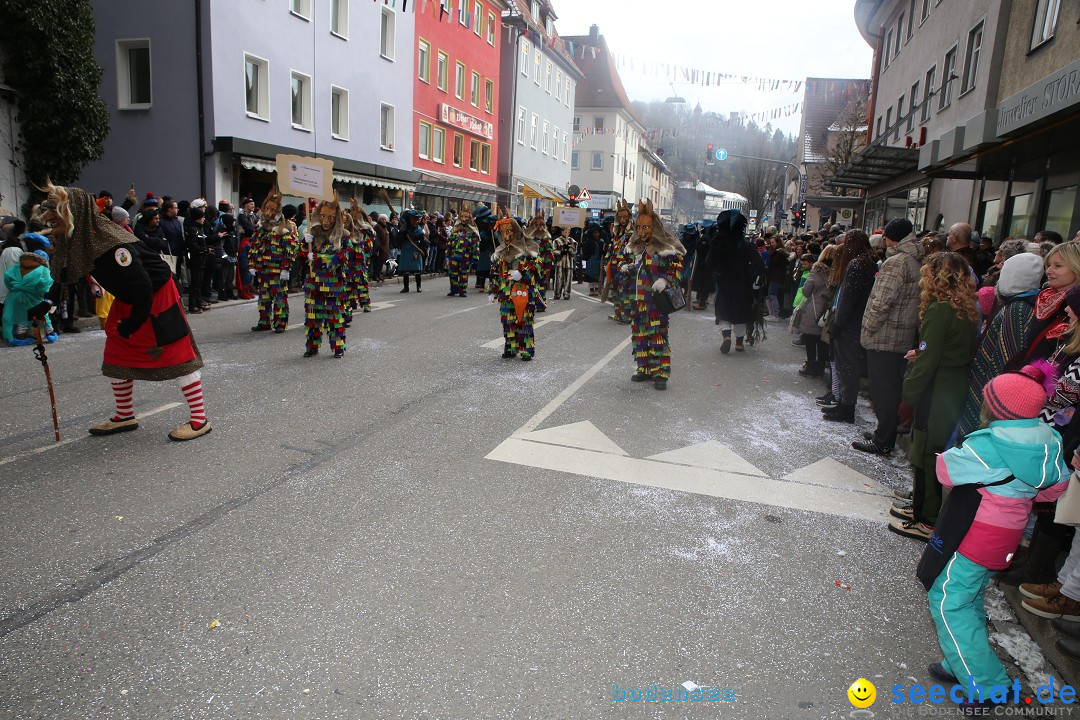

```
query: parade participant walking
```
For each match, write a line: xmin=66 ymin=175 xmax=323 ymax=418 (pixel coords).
xmin=396 ymin=209 xmax=428 ymax=293
xmin=710 ymin=209 xmax=764 ymax=354
xmin=604 ymin=200 xmax=635 ymax=324
xmin=473 ymin=205 xmax=497 ymax=290
xmin=446 ymin=207 xmax=480 ymax=297
xmin=250 ymin=186 xmax=298 ymax=333
xmin=581 ymin=222 xmax=606 ymax=296
xmin=628 ymin=200 xmax=685 ymax=390
xmin=32 ymin=184 xmax=210 ymax=441
xmin=551 ymin=226 xmax=577 ymax=301
xmin=303 ymin=195 xmax=350 ymax=358
xmin=525 ymin=212 xmax=555 ymax=308
xmin=488 ymin=208 xmax=541 ymax=361
xmin=346 ymin=200 xmax=375 ymax=318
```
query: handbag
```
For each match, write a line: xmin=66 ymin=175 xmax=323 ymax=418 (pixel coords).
xmin=916 ymin=476 xmax=1013 ymax=590
xmin=160 ymin=250 xmax=177 ymax=274
xmin=1055 ymin=473 xmax=1080 ymax=526
xmin=653 ymin=284 xmax=686 ymax=315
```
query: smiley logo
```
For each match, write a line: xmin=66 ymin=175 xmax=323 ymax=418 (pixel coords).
xmin=847 ymin=678 xmax=876 ymax=708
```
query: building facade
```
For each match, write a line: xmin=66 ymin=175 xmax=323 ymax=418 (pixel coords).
xmin=411 ymin=0 xmax=505 ymax=213
xmin=838 ymin=0 xmax=1009 ymax=234
xmin=497 ymin=0 xmax=582 ymax=216
xmin=0 ymin=66 xmax=26 ymax=215
xmin=79 ymin=0 xmax=418 ymax=211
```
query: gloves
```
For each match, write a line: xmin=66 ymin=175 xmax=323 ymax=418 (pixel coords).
xmin=280 ymin=270 xmax=291 ymax=282
xmin=619 ymin=264 xmax=630 ymax=274
xmin=652 ymin=278 xmax=668 ymax=293
xmin=26 ymin=300 xmax=52 ymax=322
xmin=117 ymin=316 xmax=144 ymax=338
xmin=509 ymin=270 xmax=522 ymax=282
xmin=752 ymin=277 xmax=764 ymax=291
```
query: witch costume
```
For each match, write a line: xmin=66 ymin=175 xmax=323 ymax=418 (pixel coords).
xmin=487 ymin=209 xmax=541 ymax=360
xmin=628 ymin=200 xmax=684 ymax=390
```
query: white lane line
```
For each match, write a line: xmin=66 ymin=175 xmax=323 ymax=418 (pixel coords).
xmin=0 ymin=402 xmax=183 ymax=466
xmin=513 ymin=335 xmax=631 ymax=436
xmin=481 ymin=309 xmax=577 ymax=349
xmin=435 ymin=303 xmax=488 ymax=320
xmin=571 ymin=288 xmax=602 ymax=304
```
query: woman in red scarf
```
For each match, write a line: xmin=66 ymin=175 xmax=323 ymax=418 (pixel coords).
xmin=1019 ymin=242 xmax=1080 ymax=372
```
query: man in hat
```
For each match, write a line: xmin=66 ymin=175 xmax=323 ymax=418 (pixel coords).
xmin=396 ymin=209 xmax=428 ymax=293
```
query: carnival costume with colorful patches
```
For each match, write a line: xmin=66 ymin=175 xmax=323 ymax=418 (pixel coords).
xmin=303 ymin=195 xmax=350 ymax=358
xmin=628 ymin=199 xmax=684 ymax=387
xmin=605 ymin=200 xmax=636 ymax=324
xmin=32 ymin=185 xmax=210 ymax=441
xmin=251 ymin=186 xmax=299 ymax=332
xmin=524 ymin=213 xmax=554 ymax=302
xmin=487 ymin=208 xmax=541 ymax=360
xmin=344 ymin=200 xmax=375 ymax=323
xmin=447 ymin=208 xmax=480 ymax=297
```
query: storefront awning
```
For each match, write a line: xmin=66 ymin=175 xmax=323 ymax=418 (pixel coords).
xmin=240 ymin=156 xmax=414 ymax=194
xmin=414 ymin=172 xmax=499 ymax=203
xmin=239 ymin=156 xmax=276 ymax=173
xmin=520 ymin=183 xmax=552 ymax=201
xmin=826 ymin=144 xmax=920 ymax=190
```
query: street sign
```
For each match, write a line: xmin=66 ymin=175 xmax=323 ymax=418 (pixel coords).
xmin=715 ymin=148 xmax=728 ymax=161
xmin=579 ymin=201 xmax=589 ymax=209
xmin=578 ymin=187 xmax=593 ymax=201
xmin=749 ymin=209 xmax=758 ymax=219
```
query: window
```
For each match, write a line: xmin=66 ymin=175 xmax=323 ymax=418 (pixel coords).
xmin=470 ymin=71 xmax=480 ymax=107
xmin=939 ymin=47 xmax=956 ymax=109
xmin=516 ymin=106 xmax=526 ymax=144
xmin=458 ymin=1 xmax=467 ymax=25
xmin=907 ymin=0 xmax=916 ymax=40
xmin=883 ymin=31 xmax=892 ymax=69
xmin=418 ymin=40 xmax=431 ymax=83
xmin=542 ymin=120 xmax=549 ymax=154
xmin=562 ymin=132 xmax=569 ymax=162
xmin=591 ymin=152 xmax=603 ymax=170
xmin=530 ymin=113 xmax=538 ymax=148
xmin=895 ymin=13 xmax=903 ymax=56
xmin=473 ymin=2 xmax=482 ymax=35
xmin=290 ymin=0 xmax=311 ymax=19
xmin=380 ymin=103 xmax=395 ymax=150
xmin=876 ymin=115 xmax=883 ymax=138
xmin=572 ymin=116 xmax=580 ymax=132
xmin=552 ymin=126 xmax=559 ymax=159
xmin=565 ymin=79 xmax=571 ymax=107
xmin=571 ymin=151 xmax=579 ymax=169
xmin=555 ymin=71 xmax=562 ymax=101
xmin=244 ymin=54 xmax=269 ymax=119
xmin=545 ymin=61 xmax=552 ymax=93
xmin=593 ymin=115 xmax=605 ymax=132
xmin=484 ymin=79 xmax=493 ymax=114
xmin=290 ymin=71 xmax=312 ymax=130
xmin=469 ymin=139 xmax=481 ymax=171
xmin=895 ymin=95 xmax=904 ymax=139
xmin=908 ymin=80 xmax=920 ymax=131
xmin=481 ymin=144 xmax=490 ymax=174
xmin=533 ymin=51 xmax=541 ymax=85
xmin=453 ymin=133 xmax=463 ymax=166
xmin=520 ymin=40 xmax=529 ymax=76
xmin=330 ymin=0 xmax=348 ymax=37
xmin=1031 ymin=0 xmax=1061 ymax=49
xmin=380 ymin=9 xmax=395 ymax=60
xmin=433 ymin=127 xmax=445 ymax=164
xmin=487 ymin=12 xmax=496 ymax=45
xmin=455 ymin=62 xmax=465 ymax=100
xmin=116 ymin=39 xmax=151 ymax=109
xmin=418 ymin=121 xmax=432 ymax=159
xmin=437 ymin=51 xmax=448 ymax=91
xmin=922 ymin=66 xmax=936 ymax=122
xmin=920 ymin=0 xmax=930 ymax=22
xmin=961 ymin=22 xmax=982 ymax=94
xmin=331 ymin=86 xmax=348 ymax=139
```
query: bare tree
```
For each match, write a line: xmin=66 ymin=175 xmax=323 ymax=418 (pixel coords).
xmin=819 ymin=96 xmax=868 ymax=197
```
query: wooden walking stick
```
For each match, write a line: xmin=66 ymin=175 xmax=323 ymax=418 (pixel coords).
xmin=31 ymin=322 xmax=61 ymax=442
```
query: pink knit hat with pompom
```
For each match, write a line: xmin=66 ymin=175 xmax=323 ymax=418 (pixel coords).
xmin=983 ymin=361 xmax=1057 ymax=420
xmin=977 ymin=286 xmax=996 ymax=318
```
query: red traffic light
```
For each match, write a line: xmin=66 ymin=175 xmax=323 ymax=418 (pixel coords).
xmin=707 ymin=143 xmax=713 ymax=150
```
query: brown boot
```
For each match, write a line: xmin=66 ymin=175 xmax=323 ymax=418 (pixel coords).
xmin=1019 ymin=580 xmax=1063 ymax=600
xmin=1021 ymin=592 xmax=1080 ymax=621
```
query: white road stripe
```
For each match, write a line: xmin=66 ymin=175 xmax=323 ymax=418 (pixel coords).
xmin=571 ymin=288 xmax=602 ymax=304
xmin=0 ymin=402 xmax=183 ymax=466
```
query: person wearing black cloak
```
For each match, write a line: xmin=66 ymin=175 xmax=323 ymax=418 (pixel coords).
xmin=709 ymin=209 xmax=765 ymax=354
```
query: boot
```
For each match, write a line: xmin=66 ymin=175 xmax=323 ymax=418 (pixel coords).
xmin=400 ymin=276 xmax=410 ymax=293
xmin=720 ymin=330 xmax=731 ymax=355
xmin=734 ymin=336 xmax=745 ymax=352
xmin=415 ymin=274 xmax=422 ymax=292
xmin=999 ymin=519 xmax=1071 ymax=586
xmin=822 ymin=403 xmax=855 ymax=423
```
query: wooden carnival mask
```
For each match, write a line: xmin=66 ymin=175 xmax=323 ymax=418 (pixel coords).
xmin=615 ymin=200 xmax=631 ymax=228
xmin=635 ymin=200 xmax=654 ymax=243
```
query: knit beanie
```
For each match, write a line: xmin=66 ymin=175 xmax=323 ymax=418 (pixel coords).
xmin=110 ymin=206 xmax=129 ymax=223
xmin=883 ymin=217 xmax=913 ymax=242
xmin=977 ymin=286 xmax=996 ymax=318
xmin=983 ymin=362 xmax=1056 ymax=420
xmin=997 ymin=252 xmax=1045 ymax=298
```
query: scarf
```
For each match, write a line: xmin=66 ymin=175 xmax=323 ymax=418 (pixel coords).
xmin=1035 ymin=287 xmax=1068 ymax=321
xmin=51 ymin=187 xmax=134 ymax=282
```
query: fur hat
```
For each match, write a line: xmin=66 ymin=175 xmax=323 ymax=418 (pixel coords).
xmin=983 ymin=362 xmax=1056 ymax=421
xmin=189 ymin=198 xmax=208 ymax=210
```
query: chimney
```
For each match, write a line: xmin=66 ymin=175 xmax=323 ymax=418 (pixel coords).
xmin=589 ymin=24 xmax=599 ymax=43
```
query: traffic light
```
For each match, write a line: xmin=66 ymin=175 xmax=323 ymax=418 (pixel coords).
xmin=792 ymin=211 xmax=802 ymax=227
xmin=706 ymin=143 xmax=715 ymax=166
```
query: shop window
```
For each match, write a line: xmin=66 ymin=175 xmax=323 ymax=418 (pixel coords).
xmin=1008 ymin=194 xmax=1034 ymax=238
xmin=979 ymin=198 xmax=1001 ymax=241
xmin=1044 ymin=186 xmax=1077 ymax=237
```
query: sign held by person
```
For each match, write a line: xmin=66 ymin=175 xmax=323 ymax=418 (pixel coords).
xmin=276 ymin=154 xmax=335 ymax=201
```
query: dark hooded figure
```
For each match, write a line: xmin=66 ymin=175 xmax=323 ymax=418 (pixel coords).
xmin=709 ymin=209 xmax=764 ymax=354
xmin=581 ymin=221 xmax=608 ymax=295
xmin=472 ymin=204 xmax=497 ymax=289
xmin=682 ymin=223 xmax=712 ymax=309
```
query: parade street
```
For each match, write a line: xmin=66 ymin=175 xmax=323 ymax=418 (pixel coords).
xmin=0 ymin=278 xmax=1060 ymax=718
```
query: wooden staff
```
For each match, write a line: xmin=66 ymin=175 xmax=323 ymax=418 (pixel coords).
xmin=31 ymin=322 xmax=61 ymax=442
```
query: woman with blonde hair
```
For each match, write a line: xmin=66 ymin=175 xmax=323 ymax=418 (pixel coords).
xmin=889 ymin=252 xmax=978 ymax=541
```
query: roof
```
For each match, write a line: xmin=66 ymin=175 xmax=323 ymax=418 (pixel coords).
xmin=561 ymin=31 xmax=644 ymax=126
xmin=826 ymin=144 xmax=919 ymax=190
xmin=694 ymin=182 xmax=748 ymax=202
xmin=801 ymin=78 xmax=871 ymax=164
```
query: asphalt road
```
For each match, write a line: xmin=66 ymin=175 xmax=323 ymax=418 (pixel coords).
xmin=0 ymin=277 xmax=1066 ymax=718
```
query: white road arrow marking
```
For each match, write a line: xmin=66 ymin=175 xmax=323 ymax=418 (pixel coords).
xmin=518 ymin=420 xmax=627 ymax=455
xmin=481 ymin=309 xmax=575 ymax=349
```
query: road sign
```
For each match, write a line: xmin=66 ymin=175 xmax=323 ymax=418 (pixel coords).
xmin=578 ymin=187 xmax=592 ymax=201
xmin=715 ymin=148 xmax=728 ymax=161
xmin=749 ymin=209 xmax=758 ymax=219
xmin=579 ymin=201 xmax=589 ymax=209
xmin=568 ymin=184 xmax=580 ymax=199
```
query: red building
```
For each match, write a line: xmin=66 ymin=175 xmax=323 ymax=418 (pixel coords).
xmin=412 ymin=0 xmax=506 ymax=212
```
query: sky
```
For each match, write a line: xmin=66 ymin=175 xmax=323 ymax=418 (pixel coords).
xmin=552 ymin=0 xmax=874 ymax=136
